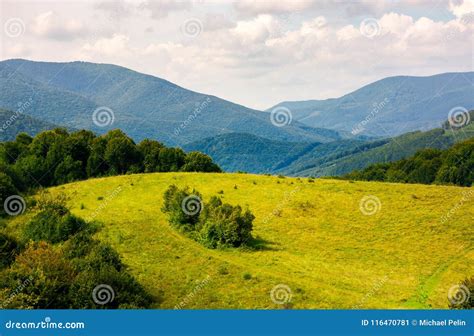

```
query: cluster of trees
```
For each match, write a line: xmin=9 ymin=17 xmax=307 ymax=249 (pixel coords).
xmin=162 ymin=185 xmax=254 ymax=248
xmin=0 ymin=128 xmax=221 ymax=207
xmin=343 ymin=138 xmax=474 ymax=186
xmin=0 ymin=193 xmax=153 ymax=308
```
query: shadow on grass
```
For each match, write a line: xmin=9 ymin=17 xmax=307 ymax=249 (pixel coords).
xmin=243 ymin=235 xmax=280 ymax=252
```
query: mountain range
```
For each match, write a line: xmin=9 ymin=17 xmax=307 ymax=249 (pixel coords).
xmin=0 ymin=59 xmax=473 ymax=176
xmin=185 ymin=119 xmax=474 ymax=176
xmin=268 ymin=72 xmax=474 ymax=137
xmin=0 ymin=59 xmax=341 ymax=146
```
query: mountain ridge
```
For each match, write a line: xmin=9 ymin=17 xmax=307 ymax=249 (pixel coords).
xmin=268 ymin=71 xmax=474 ymax=137
xmin=0 ymin=59 xmax=342 ymax=146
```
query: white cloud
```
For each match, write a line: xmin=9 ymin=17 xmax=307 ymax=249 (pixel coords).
xmin=234 ymin=0 xmax=319 ymax=16
xmin=449 ymin=0 xmax=474 ymax=18
xmin=231 ymin=14 xmax=281 ymax=44
xmin=31 ymin=11 xmax=87 ymax=40
xmin=82 ymin=34 xmax=131 ymax=57
xmin=0 ymin=0 xmax=472 ymax=109
xmin=141 ymin=0 xmax=192 ymax=19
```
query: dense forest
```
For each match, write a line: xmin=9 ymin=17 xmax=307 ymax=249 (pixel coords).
xmin=0 ymin=128 xmax=220 ymax=212
xmin=343 ymin=138 xmax=474 ymax=186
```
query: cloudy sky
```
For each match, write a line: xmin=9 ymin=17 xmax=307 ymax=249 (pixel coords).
xmin=0 ymin=0 xmax=473 ymax=110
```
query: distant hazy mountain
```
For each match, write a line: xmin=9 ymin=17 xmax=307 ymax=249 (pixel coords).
xmin=183 ymin=133 xmax=314 ymax=173
xmin=0 ymin=109 xmax=59 ymax=141
xmin=278 ymin=119 xmax=474 ymax=177
xmin=268 ymin=72 xmax=474 ymax=137
xmin=0 ymin=59 xmax=342 ymax=146
xmin=185 ymin=118 xmax=474 ymax=176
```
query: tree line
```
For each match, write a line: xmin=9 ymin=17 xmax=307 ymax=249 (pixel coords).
xmin=343 ymin=138 xmax=474 ymax=186
xmin=0 ymin=128 xmax=221 ymax=214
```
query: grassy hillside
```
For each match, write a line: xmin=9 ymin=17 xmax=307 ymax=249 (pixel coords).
xmin=9 ymin=173 xmax=470 ymax=309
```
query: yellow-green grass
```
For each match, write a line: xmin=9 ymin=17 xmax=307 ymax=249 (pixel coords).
xmin=7 ymin=173 xmax=474 ymax=309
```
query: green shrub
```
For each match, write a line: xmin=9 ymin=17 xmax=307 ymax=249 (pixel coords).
xmin=63 ymin=231 xmax=98 ymax=259
xmin=162 ymin=185 xmax=203 ymax=231
xmin=0 ymin=172 xmax=19 ymax=217
xmin=23 ymin=207 xmax=88 ymax=244
xmin=69 ymin=264 xmax=153 ymax=309
xmin=198 ymin=196 xmax=254 ymax=248
xmin=0 ymin=241 xmax=76 ymax=308
xmin=0 ymin=232 xmax=20 ymax=269
xmin=162 ymin=186 xmax=255 ymax=249
xmin=68 ymin=241 xmax=152 ymax=308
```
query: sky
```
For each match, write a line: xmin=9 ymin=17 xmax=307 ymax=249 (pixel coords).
xmin=0 ymin=0 xmax=473 ymax=110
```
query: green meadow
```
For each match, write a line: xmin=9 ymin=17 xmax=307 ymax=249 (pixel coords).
xmin=6 ymin=173 xmax=473 ymax=309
